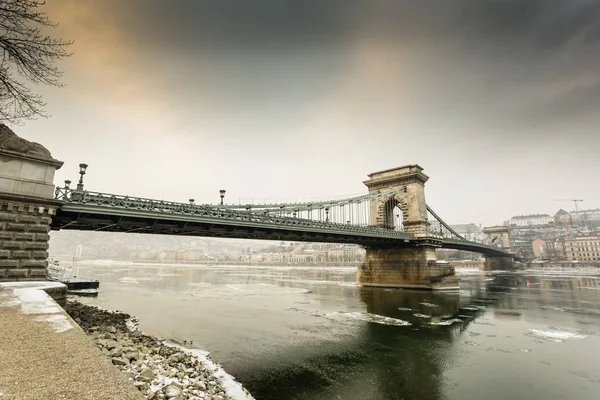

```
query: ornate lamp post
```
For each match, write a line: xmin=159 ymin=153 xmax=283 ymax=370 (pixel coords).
xmin=76 ymin=163 xmax=88 ymax=191
xmin=219 ymin=189 xmax=226 ymax=205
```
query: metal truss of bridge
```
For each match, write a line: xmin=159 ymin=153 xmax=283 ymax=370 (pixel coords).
xmin=51 ymin=168 xmax=510 ymax=259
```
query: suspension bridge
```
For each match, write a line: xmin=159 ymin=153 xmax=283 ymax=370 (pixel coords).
xmin=48 ymin=164 xmax=514 ymax=290
xmin=0 ymin=129 xmax=514 ymax=289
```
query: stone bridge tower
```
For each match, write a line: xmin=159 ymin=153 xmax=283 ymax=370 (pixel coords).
xmin=482 ymin=225 xmax=514 ymax=270
xmin=364 ymin=165 xmax=429 ymax=236
xmin=357 ymin=165 xmax=458 ymax=290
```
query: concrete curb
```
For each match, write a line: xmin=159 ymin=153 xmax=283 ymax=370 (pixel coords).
xmin=0 ymin=281 xmax=144 ymax=400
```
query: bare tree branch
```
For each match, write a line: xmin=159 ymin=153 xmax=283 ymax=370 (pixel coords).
xmin=0 ymin=0 xmax=72 ymax=123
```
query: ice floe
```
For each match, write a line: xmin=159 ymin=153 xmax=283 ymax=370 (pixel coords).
xmin=525 ymin=329 xmax=588 ymax=343
xmin=325 ymin=312 xmax=411 ymax=326
xmin=413 ymin=313 xmax=431 ymax=319
xmin=429 ymin=318 xmax=463 ymax=326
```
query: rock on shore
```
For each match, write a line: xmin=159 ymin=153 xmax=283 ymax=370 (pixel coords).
xmin=65 ymin=301 xmax=248 ymax=400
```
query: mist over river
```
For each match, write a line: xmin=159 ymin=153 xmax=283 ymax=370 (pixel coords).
xmin=72 ymin=262 xmax=600 ymax=400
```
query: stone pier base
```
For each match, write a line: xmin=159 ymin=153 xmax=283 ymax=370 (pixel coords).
xmin=357 ymin=246 xmax=459 ymax=290
xmin=484 ymin=256 xmax=515 ymax=271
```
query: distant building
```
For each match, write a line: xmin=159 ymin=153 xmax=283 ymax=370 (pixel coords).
xmin=554 ymin=209 xmax=571 ymax=225
xmin=570 ymin=209 xmax=600 ymax=230
xmin=563 ymin=235 xmax=600 ymax=261
xmin=545 ymin=239 xmax=566 ymax=261
xmin=508 ymin=214 xmax=553 ymax=227
xmin=449 ymin=223 xmax=484 ymax=242
xmin=532 ymin=239 xmax=546 ymax=258
xmin=554 ymin=208 xmax=600 ymax=229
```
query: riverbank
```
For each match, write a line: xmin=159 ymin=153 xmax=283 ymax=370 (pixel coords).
xmin=65 ymin=301 xmax=254 ymax=400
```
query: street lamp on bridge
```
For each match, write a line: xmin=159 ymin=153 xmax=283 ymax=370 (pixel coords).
xmin=219 ymin=189 xmax=226 ymax=205
xmin=77 ymin=163 xmax=88 ymax=191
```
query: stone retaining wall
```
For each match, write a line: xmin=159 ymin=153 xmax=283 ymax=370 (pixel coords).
xmin=0 ymin=196 xmax=58 ymax=281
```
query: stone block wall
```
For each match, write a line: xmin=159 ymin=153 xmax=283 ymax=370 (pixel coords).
xmin=357 ymin=246 xmax=459 ymax=290
xmin=0 ymin=133 xmax=63 ymax=282
xmin=484 ymin=256 xmax=515 ymax=271
xmin=0 ymin=198 xmax=58 ymax=281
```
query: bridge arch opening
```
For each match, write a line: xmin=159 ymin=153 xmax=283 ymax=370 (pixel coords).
xmin=380 ymin=197 xmax=406 ymax=231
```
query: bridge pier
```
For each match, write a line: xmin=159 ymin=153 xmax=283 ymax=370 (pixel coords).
xmin=484 ymin=256 xmax=515 ymax=271
xmin=357 ymin=246 xmax=459 ymax=290
xmin=0 ymin=125 xmax=63 ymax=281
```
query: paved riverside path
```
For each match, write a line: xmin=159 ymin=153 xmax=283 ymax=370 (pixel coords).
xmin=0 ymin=282 xmax=143 ymax=400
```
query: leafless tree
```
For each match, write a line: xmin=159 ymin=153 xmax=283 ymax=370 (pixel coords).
xmin=0 ymin=0 xmax=72 ymax=123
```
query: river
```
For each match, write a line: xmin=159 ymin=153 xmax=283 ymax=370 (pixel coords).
xmin=71 ymin=262 xmax=600 ymax=400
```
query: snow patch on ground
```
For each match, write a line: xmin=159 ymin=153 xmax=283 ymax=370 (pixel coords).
xmin=13 ymin=288 xmax=62 ymax=314
xmin=35 ymin=314 xmax=73 ymax=333
xmin=0 ymin=282 xmax=73 ymax=333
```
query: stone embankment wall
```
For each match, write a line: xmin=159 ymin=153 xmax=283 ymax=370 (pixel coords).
xmin=0 ymin=125 xmax=64 ymax=281
xmin=0 ymin=200 xmax=56 ymax=280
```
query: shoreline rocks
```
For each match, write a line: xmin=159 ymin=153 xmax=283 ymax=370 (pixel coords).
xmin=65 ymin=301 xmax=242 ymax=400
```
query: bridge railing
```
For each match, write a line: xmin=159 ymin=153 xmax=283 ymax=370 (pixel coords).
xmin=54 ymin=187 xmax=413 ymax=238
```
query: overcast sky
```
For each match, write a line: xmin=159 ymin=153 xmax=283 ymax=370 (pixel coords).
xmin=12 ymin=0 xmax=600 ymax=226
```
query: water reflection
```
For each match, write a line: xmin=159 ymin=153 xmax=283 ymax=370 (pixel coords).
xmin=74 ymin=263 xmax=600 ymax=400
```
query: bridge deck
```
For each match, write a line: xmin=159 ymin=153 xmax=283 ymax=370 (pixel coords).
xmin=52 ymin=203 xmax=511 ymax=257
xmin=50 ymin=189 xmax=512 ymax=257
xmin=52 ymin=203 xmax=416 ymax=246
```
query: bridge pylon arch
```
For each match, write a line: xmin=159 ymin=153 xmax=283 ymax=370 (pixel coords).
xmin=482 ymin=225 xmax=515 ymax=270
xmin=364 ymin=165 xmax=429 ymax=237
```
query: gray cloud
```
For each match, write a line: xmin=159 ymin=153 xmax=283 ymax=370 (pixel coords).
xmin=14 ymin=0 xmax=600 ymax=226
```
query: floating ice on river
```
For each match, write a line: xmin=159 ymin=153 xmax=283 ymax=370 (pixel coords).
xmin=525 ymin=329 xmax=588 ymax=342
xmin=325 ymin=312 xmax=411 ymax=326
xmin=429 ymin=318 xmax=463 ymax=326
xmin=414 ymin=313 xmax=431 ymax=318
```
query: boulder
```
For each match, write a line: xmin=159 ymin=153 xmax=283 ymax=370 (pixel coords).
xmin=112 ymin=358 xmax=128 ymax=366
xmin=165 ymin=385 xmax=182 ymax=398
xmin=138 ymin=368 xmax=155 ymax=382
